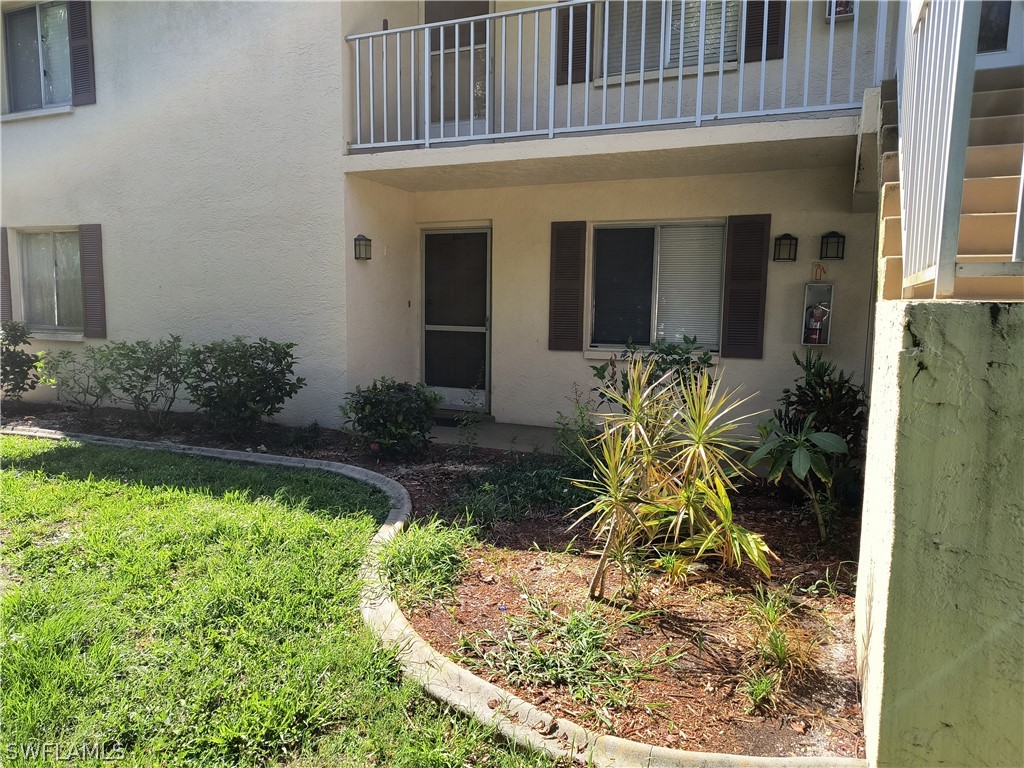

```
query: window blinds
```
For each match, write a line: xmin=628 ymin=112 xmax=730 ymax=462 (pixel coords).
xmin=604 ymin=0 xmax=741 ymax=75
xmin=655 ymin=223 xmax=725 ymax=350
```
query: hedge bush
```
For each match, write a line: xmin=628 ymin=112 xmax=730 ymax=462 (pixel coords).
xmin=341 ymin=377 xmax=442 ymax=458
xmin=101 ymin=336 xmax=186 ymax=427
xmin=183 ymin=337 xmax=306 ymax=434
xmin=1 ymin=321 xmax=39 ymax=401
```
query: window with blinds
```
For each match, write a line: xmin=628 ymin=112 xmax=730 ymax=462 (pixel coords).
xmin=592 ymin=222 xmax=725 ymax=350
xmin=604 ymin=0 xmax=742 ymax=75
xmin=656 ymin=223 xmax=724 ymax=349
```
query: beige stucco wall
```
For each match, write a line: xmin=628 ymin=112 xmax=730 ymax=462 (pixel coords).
xmin=344 ymin=176 xmax=421 ymax=390
xmin=346 ymin=164 xmax=874 ymax=427
xmin=856 ymin=300 xmax=1024 ymax=767
xmin=2 ymin=1 xmax=347 ymax=425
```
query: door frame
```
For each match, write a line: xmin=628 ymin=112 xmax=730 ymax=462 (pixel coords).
xmin=421 ymin=226 xmax=492 ymax=413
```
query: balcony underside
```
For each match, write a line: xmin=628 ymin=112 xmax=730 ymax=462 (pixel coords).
xmin=344 ymin=113 xmax=859 ymax=192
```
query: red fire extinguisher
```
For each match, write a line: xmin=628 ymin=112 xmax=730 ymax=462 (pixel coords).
xmin=803 ymin=303 xmax=830 ymax=345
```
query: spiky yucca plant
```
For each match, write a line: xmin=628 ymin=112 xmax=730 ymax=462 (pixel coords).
xmin=572 ymin=359 xmax=772 ymax=600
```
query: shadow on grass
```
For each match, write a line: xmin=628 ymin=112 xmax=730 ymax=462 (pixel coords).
xmin=1 ymin=437 xmax=391 ymax=524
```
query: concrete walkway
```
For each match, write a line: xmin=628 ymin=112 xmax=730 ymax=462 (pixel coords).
xmin=431 ymin=421 xmax=559 ymax=454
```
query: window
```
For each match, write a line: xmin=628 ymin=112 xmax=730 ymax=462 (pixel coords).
xmin=592 ymin=222 xmax=725 ymax=351
xmin=3 ymin=1 xmax=95 ymax=113
xmin=978 ymin=0 xmax=1011 ymax=53
xmin=549 ymin=216 xmax=769 ymax=358
xmin=5 ymin=2 xmax=71 ymax=112
xmin=0 ymin=225 xmax=104 ymax=336
xmin=21 ymin=229 xmax=83 ymax=331
xmin=605 ymin=0 xmax=742 ymax=75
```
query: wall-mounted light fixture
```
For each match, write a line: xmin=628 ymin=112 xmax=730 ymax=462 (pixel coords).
xmin=773 ymin=233 xmax=798 ymax=262
xmin=819 ymin=231 xmax=846 ymax=260
xmin=354 ymin=234 xmax=372 ymax=261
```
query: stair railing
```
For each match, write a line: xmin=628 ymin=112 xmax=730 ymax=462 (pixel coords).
xmin=897 ymin=0 xmax=980 ymax=298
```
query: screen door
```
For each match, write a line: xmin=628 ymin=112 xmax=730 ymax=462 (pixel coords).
xmin=423 ymin=230 xmax=490 ymax=411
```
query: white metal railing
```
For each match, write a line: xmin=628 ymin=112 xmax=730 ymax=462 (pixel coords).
xmin=897 ymin=0 xmax=981 ymax=297
xmin=898 ymin=0 xmax=1024 ymax=296
xmin=346 ymin=0 xmax=896 ymax=151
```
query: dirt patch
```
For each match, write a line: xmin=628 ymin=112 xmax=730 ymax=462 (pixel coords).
xmin=0 ymin=402 xmax=510 ymax=475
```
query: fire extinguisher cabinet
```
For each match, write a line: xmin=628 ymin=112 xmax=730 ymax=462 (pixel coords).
xmin=801 ymin=283 xmax=833 ymax=346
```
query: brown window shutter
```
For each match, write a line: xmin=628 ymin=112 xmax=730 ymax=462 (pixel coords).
xmin=721 ymin=214 xmax=770 ymax=359
xmin=744 ymin=1 xmax=786 ymax=62
xmin=68 ymin=2 xmax=97 ymax=106
xmin=79 ymin=224 xmax=106 ymax=338
xmin=556 ymin=3 xmax=593 ymax=86
xmin=1 ymin=228 xmax=12 ymax=323
xmin=549 ymin=221 xmax=587 ymax=351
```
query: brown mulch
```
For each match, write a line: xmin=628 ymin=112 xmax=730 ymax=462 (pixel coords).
xmin=403 ymin=489 xmax=865 ymax=758
xmin=1 ymin=402 xmax=865 ymax=759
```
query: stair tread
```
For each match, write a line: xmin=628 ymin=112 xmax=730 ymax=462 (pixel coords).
xmin=974 ymin=66 xmax=1024 ymax=93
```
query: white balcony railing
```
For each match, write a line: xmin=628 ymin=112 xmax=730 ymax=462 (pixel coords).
xmin=346 ymin=0 xmax=897 ymax=151
xmin=898 ymin=0 xmax=1024 ymax=297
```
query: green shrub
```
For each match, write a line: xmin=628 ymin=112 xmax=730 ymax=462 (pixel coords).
xmin=99 ymin=336 xmax=185 ymax=427
xmin=341 ymin=377 xmax=442 ymax=458
xmin=183 ymin=337 xmax=305 ymax=433
xmin=1 ymin=321 xmax=39 ymax=401
xmin=452 ymin=454 xmax=588 ymax=526
xmin=775 ymin=351 xmax=868 ymax=498
xmin=35 ymin=347 xmax=111 ymax=414
xmin=775 ymin=351 xmax=867 ymax=454
xmin=589 ymin=336 xmax=713 ymax=407
xmin=747 ymin=415 xmax=848 ymax=540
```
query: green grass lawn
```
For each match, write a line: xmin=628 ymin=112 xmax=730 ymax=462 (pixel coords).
xmin=0 ymin=436 xmax=552 ymax=768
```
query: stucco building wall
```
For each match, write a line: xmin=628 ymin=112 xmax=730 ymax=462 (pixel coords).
xmin=2 ymin=1 xmax=347 ymax=425
xmin=405 ymin=165 xmax=875 ymax=426
xmin=857 ymin=300 xmax=1024 ymax=767
xmin=344 ymin=176 xmax=421 ymax=391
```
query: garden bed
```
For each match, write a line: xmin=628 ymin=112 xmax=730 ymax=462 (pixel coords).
xmin=392 ymin=478 xmax=865 ymax=760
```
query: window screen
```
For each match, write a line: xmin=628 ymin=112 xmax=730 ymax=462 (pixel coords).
xmin=4 ymin=2 xmax=71 ymax=112
xmin=592 ymin=227 xmax=655 ymax=345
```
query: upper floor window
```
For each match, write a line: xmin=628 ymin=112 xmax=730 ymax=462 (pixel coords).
xmin=5 ymin=2 xmax=71 ymax=112
xmin=3 ymin=1 xmax=95 ymax=113
xmin=605 ymin=0 xmax=742 ymax=75
xmin=559 ymin=1 xmax=785 ymax=85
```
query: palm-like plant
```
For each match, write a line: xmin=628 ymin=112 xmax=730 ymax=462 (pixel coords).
xmin=571 ymin=359 xmax=768 ymax=600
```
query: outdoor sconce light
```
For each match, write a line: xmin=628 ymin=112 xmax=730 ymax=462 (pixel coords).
xmin=820 ymin=231 xmax=846 ymax=260
xmin=354 ymin=234 xmax=372 ymax=261
xmin=773 ymin=233 xmax=798 ymax=262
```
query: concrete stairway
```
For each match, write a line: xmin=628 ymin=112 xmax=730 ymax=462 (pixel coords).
xmin=878 ymin=66 xmax=1024 ymax=300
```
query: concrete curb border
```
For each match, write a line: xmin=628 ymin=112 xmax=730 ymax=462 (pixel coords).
xmin=2 ymin=426 xmax=865 ymax=768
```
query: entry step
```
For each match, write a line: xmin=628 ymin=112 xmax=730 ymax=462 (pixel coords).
xmin=435 ymin=409 xmax=496 ymax=427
